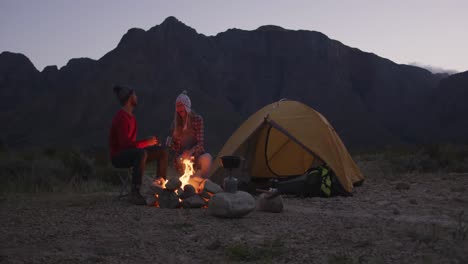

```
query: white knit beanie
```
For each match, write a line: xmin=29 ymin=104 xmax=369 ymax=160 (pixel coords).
xmin=176 ymin=91 xmax=191 ymax=113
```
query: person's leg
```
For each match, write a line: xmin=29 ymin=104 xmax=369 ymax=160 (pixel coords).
xmin=174 ymin=157 xmax=183 ymax=175
xmin=196 ymin=153 xmax=213 ymax=178
xmin=112 ymin=148 xmax=147 ymax=191
xmin=145 ymin=146 xmax=168 ymax=179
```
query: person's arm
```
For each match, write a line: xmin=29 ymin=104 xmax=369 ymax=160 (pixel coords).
xmin=135 ymin=138 xmax=156 ymax=149
xmin=188 ymin=115 xmax=205 ymax=157
xmin=116 ymin=115 xmax=155 ymax=149
xmin=169 ymin=122 xmax=181 ymax=153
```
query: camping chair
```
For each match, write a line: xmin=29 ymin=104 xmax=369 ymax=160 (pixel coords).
xmin=112 ymin=167 xmax=132 ymax=199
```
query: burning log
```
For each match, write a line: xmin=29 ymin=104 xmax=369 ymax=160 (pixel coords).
xmin=143 ymin=157 xmax=220 ymax=208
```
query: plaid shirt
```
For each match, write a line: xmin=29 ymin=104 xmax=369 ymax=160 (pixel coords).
xmin=171 ymin=114 xmax=205 ymax=172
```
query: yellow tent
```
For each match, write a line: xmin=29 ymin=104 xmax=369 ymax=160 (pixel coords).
xmin=209 ymin=100 xmax=364 ymax=193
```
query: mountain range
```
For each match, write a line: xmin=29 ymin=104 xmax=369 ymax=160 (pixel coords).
xmin=1 ymin=16 xmax=467 ymax=153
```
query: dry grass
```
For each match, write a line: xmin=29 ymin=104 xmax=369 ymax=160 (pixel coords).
xmin=0 ymin=147 xmax=116 ymax=193
xmin=224 ymin=237 xmax=284 ymax=262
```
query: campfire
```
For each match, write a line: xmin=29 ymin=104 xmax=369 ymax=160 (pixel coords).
xmin=148 ymin=157 xmax=222 ymax=208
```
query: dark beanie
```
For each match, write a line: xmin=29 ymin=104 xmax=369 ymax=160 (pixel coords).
xmin=113 ymin=85 xmax=134 ymax=105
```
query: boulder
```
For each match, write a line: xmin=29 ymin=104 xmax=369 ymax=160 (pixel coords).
xmin=257 ymin=193 xmax=284 ymax=213
xmin=208 ymin=191 xmax=255 ymax=218
xmin=203 ymin=179 xmax=223 ymax=194
xmin=182 ymin=195 xmax=206 ymax=208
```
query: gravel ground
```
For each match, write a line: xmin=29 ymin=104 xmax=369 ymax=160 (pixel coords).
xmin=1 ymin=169 xmax=467 ymax=263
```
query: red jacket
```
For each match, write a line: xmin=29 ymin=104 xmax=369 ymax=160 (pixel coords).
xmin=109 ymin=109 xmax=150 ymax=157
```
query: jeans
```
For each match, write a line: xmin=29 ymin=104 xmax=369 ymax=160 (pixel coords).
xmin=111 ymin=146 xmax=168 ymax=190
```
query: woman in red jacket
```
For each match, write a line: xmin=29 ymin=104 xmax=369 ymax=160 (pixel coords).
xmin=109 ymin=85 xmax=168 ymax=205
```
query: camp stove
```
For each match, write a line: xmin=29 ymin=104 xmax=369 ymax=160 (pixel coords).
xmin=220 ymin=156 xmax=241 ymax=193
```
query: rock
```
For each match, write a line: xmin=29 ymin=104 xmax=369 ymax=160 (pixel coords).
xmin=206 ymin=239 xmax=221 ymax=250
xmin=179 ymin=185 xmax=197 ymax=199
xmin=140 ymin=176 xmax=164 ymax=198
xmin=175 ymin=188 xmax=184 ymax=196
xmin=390 ymin=204 xmax=401 ymax=215
xmin=200 ymin=190 xmax=212 ymax=200
xmin=145 ymin=195 xmax=157 ymax=206
xmin=208 ymin=191 xmax=255 ymax=218
xmin=182 ymin=195 xmax=206 ymax=208
xmin=189 ymin=176 xmax=206 ymax=193
xmin=165 ymin=178 xmax=182 ymax=191
xmin=187 ymin=234 xmax=200 ymax=242
xmin=158 ymin=190 xmax=180 ymax=209
xmin=257 ymin=193 xmax=284 ymax=213
xmin=148 ymin=184 xmax=164 ymax=196
xmin=376 ymin=200 xmax=390 ymax=207
xmin=395 ymin=182 xmax=410 ymax=191
xmin=183 ymin=185 xmax=196 ymax=197
xmin=204 ymin=179 xmax=223 ymax=194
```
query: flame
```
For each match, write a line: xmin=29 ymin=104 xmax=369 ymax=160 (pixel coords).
xmin=179 ymin=158 xmax=195 ymax=189
xmin=154 ymin=194 xmax=160 ymax=207
xmin=153 ymin=177 xmax=168 ymax=189
xmin=161 ymin=179 xmax=168 ymax=188
xmin=152 ymin=157 xmax=198 ymax=207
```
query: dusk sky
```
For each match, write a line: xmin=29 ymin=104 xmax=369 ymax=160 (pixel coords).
xmin=1 ymin=0 xmax=467 ymax=73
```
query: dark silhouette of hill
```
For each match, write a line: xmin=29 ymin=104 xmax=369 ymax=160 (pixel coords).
xmin=1 ymin=16 xmax=466 ymax=152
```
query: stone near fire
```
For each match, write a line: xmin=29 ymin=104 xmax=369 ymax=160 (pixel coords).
xmin=257 ymin=193 xmax=284 ymax=213
xmin=158 ymin=190 xmax=180 ymax=209
xmin=165 ymin=178 xmax=182 ymax=191
xmin=141 ymin=176 xmax=164 ymax=198
xmin=146 ymin=194 xmax=157 ymax=206
xmin=203 ymin=179 xmax=223 ymax=194
xmin=179 ymin=184 xmax=196 ymax=199
xmin=189 ymin=176 xmax=206 ymax=192
xmin=208 ymin=191 xmax=255 ymax=218
xmin=148 ymin=183 xmax=164 ymax=195
xmin=182 ymin=195 xmax=206 ymax=208
xmin=175 ymin=188 xmax=184 ymax=196
xmin=200 ymin=190 xmax=212 ymax=200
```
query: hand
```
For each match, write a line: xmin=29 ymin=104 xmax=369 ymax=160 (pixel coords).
xmin=165 ymin=136 xmax=173 ymax=147
xmin=178 ymin=151 xmax=192 ymax=161
xmin=182 ymin=151 xmax=192 ymax=159
xmin=147 ymin=136 xmax=158 ymax=146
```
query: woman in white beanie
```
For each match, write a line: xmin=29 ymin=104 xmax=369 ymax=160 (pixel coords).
xmin=168 ymin=91 xmax=212 ymax=178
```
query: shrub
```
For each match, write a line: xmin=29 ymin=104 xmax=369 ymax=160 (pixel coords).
xmin=0 ymin=148 xmax=118 ymax=193
xmin=60 ymin=148 xmax=95 ymax=183
xmin=384 ymin=144 xmax=468 ymax=173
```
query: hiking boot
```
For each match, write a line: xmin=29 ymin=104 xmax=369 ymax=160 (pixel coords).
xmin=129 ymin=191 xmax=147 ymax=205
